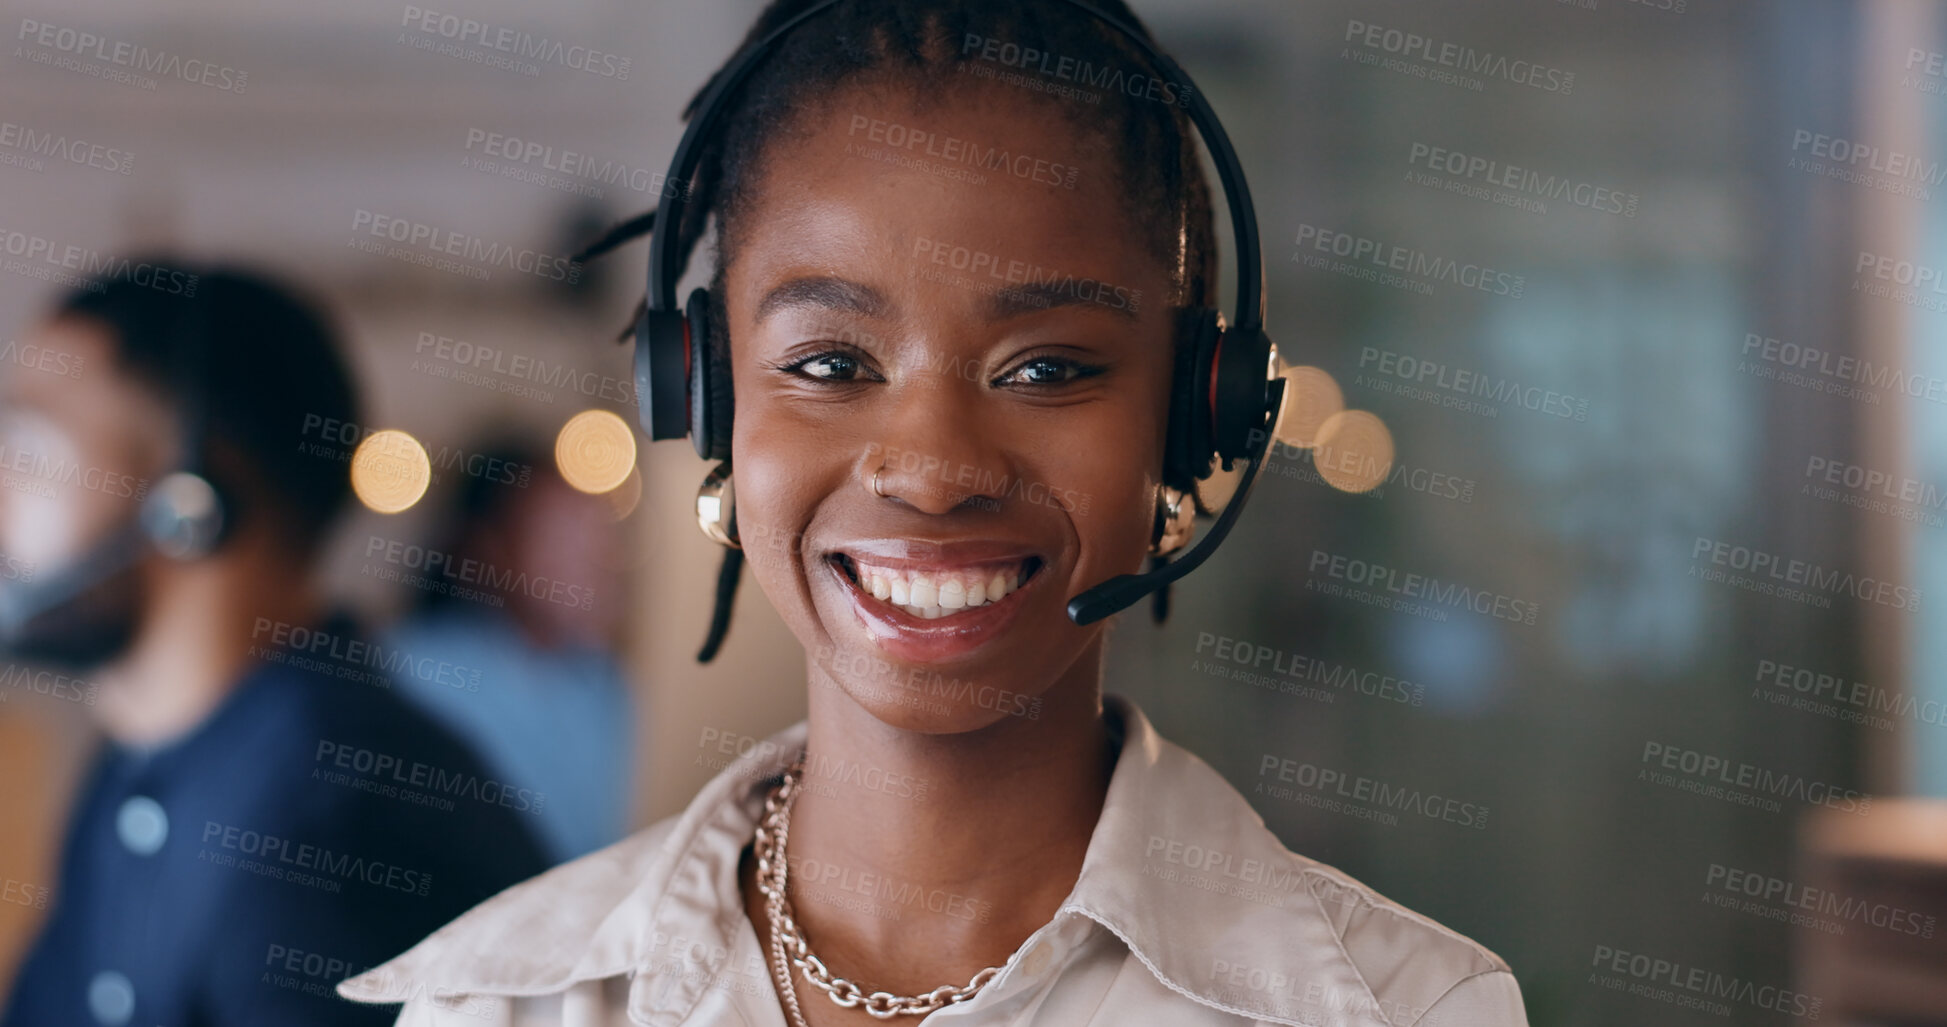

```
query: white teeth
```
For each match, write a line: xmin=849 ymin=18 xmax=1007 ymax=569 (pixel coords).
xmin=909 ymin=577 xmax=938 ymax=608
xmin=846 ymin=557 xmax=1034 ymax=619
xmin=937 ymin=580 xmax=965 ymax=610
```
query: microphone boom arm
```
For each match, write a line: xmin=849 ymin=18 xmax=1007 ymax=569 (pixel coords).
xmin=1066 ymin=376 xmax=1288 ymax=626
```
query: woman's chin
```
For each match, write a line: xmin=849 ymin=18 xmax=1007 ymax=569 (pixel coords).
xmin=808 ymin=649 xmax=1050 ymax=736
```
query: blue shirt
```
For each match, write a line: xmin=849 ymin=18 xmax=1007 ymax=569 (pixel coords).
xmin=1 ymin=616 xmax=551 ymax=1027
xmin=382 ymin=606 xmax=632 ymax=863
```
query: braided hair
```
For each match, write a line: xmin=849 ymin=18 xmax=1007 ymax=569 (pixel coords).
xmin=578 ymin=0 xmax=1220 ymax=658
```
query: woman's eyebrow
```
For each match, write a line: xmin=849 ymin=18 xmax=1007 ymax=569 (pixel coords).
xmin=987 ymin=282 xmax=1140 ymax=322
xmin=755 ymin=276 xmax=888 ymax=323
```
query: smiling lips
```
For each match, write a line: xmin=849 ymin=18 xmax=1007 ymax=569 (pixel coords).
xmin=825 ymin=549 xmax=1045 ymax=663
xmin=839 ymin=555 xmax=1034 ymax=619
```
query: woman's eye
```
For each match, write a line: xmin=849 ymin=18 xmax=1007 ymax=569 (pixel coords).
xmin=789 ymin=351 xmax=874 ymax=382
xmin=999 ymin=357 xmax=1098 ymax=387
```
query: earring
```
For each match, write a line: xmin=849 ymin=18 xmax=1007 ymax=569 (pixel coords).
xmin=866 ymin=451 xmax=891 ymax=498
xmin=696 ymin=460 xmax=740 ymax=549
xmin=1149 ymin=484 xmax=1194 ymax=557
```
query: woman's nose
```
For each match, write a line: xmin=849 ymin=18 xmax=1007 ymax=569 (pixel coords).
xmin=860 ymin=376 xmax=1015 ymax=516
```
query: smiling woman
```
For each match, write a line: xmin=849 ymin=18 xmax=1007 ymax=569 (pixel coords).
xmin=337 ymin=2 xmax=1529 ymax=1025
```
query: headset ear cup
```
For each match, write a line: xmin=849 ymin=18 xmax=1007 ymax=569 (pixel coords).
xmin=706 ymin=298 xmax=735 ymax=461
xmin=637 ymin=304 xmax=691 ymax=441
xmin=1212 ymin=323 xmax=1271 ymax=469
xmin=633 ymin=311 xmax=657 ymax=436
xmin=1164 ymin=308 xmax=1221 ymax=486
xmin=685 ymin=288 xmax=733 ymax=461
xmin=140 ymin=471 xmax=228 ymax=561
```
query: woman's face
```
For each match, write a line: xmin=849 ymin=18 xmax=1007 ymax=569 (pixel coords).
xmin=725 ymin=83 xmax=1179 ymax=734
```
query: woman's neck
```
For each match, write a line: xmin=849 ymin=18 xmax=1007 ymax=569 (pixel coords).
xmin=775 ymin=642 xmax=1117 ymax=992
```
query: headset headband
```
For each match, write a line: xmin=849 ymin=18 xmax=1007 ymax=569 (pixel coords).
xmin=646 ymin=0 xmax=1264 ymax=336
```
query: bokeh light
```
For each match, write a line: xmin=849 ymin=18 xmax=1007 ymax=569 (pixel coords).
xmin=350 ymin=429 xmax=431 ymax=514
xmin=1275 ymin=365 xmax=1346 ymax=450
xmin=555 ymin=409 xmax=638 ymax=495
xmin=1311 ymin=410 xmax=1394 ymax=494
xmin=599 ymin=465 xmax=644 ymax=521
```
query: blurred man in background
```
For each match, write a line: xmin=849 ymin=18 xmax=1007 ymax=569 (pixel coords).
xmin=382 ymin=440 xmax=634 ymax=864
xmin=0 ymin=263 xmax=548 ymax=1026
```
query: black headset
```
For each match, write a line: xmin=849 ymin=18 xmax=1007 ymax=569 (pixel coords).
xmin=0 ymin=293 xmax=229 ymax=643
xmin=630 ymin=0 xmax=1286 ymax=656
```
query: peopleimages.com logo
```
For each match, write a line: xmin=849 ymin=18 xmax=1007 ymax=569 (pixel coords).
xmin=1292 ymin=224 xmax=1524 ymax=298
xmin=348 ymin=209 xmax=581 ymax=284
xmin=1307 ymin=549 xmax=1541 ymax=625
xmin=1704 ymin=861 xmax=1936 ymax=938
xmin=959 ymin=32 xmax=1192 ymax=108
xmin=398 ymin=6 xmax=630 ymax=79
xmin=1639 ymin=740 xmax=1871 ymax=815
xmin=15 ymin=17 xmax=248 ymax=92
xmin=0 ymin=230 xmax=197 ymax=295
xmin=1406 ymin=142 xmax=1637 ymax=216
xmin=1342 ymin=19 xmax=1575 ymax=94
xmin=0 ymin=120 xmax=134 ymax=175
xmin=1690 ymin=536 xmax=1921 ymax=611
xmin=1589 ymin=944 xmax=1820 ymax=1019
xmin=199 ymin=821 xmax=432 ymax=897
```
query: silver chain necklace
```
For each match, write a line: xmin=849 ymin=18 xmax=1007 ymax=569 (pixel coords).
xmin=753 ymin=757 xmax=1006 ymax=1024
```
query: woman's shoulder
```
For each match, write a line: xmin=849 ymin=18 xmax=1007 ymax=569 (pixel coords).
xmin=1093 ymin=696 xmax=1526 ymax=1025
xmin=1246 ymin=853 xmax=1523 ymax=1024
xmin=334 ymin=812 xmax=689 ymax=1007
xmin=338 ymin=717 xmax=809 ymax=1016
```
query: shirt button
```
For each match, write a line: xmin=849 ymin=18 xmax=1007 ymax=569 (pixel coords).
xmin=87 ymin=970 xmax=135 ymax=1026
xmin=115 ymin=796 xmax=168 ymax=856
xmin=1021 ymin=941 xmax=1052 ymax=977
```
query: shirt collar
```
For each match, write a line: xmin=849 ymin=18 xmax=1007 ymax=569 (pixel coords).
xmin=341 ymin=695 xmax=1382 ymax=1026
xmin=1063 ymin=696 xmax=1384 ymax=1024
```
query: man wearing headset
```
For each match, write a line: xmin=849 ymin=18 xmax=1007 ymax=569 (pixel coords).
xmin=0 ymin=265 xmax=549 ymax=1027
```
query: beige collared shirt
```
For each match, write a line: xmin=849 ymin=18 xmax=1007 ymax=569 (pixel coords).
xmin=339 ymin=695 xmax=1528 ymax=1027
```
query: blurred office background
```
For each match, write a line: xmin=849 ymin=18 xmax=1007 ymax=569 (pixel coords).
xmin=2 ymin=0 xmax=1944 ymax=1023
